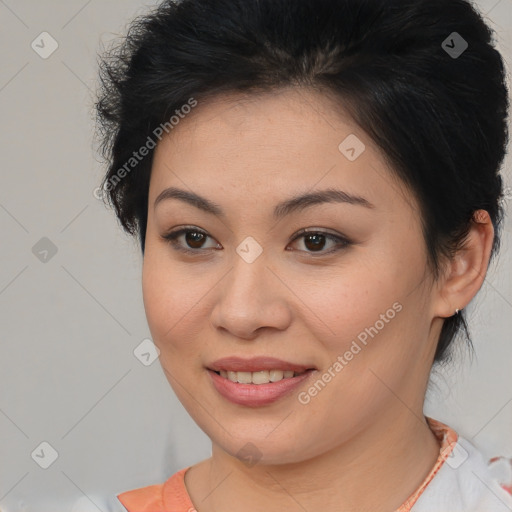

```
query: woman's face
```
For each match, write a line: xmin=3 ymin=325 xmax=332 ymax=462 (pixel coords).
xmin=142 ymin=88 xmax=443 ymax=464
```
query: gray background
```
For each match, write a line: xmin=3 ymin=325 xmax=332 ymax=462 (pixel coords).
xmin=0 ymin=1 xmax=511 ymax=511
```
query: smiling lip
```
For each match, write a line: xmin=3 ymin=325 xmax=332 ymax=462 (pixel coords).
xmin=207 ymin=356 xmax=316 ymax=407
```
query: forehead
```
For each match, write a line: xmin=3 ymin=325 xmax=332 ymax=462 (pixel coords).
xmin=150 ymin=87 xmax=414 ymax=215
xmin=157 ymin=87 xmax=362 ymax=152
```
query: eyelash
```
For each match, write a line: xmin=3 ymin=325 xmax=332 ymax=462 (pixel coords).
xmin=161 ymin=226 xmax=352 ymax=257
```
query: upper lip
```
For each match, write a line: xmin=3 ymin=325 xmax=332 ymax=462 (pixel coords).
xmin=208 ymin=356 xmax=315 ymax=373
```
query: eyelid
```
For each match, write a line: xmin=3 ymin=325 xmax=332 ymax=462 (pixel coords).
xmin=290 ymin=227 xmax=348 ymax=241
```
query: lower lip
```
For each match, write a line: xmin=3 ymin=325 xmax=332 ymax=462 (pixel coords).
xmin=208 ymin=369 xmax=314 ymax=407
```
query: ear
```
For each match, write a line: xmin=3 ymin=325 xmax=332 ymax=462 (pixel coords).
xmin=433 ymin=209 xmax=495 ymax=318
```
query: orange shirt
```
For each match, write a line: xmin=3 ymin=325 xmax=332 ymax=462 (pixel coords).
xmin=116 ymin=417 xmax=507 ymax=511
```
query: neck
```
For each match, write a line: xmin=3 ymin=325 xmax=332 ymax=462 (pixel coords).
xmin=186 ymin=407 xmax=441 ymax=512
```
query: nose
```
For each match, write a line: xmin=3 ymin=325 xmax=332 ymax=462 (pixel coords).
xmin=209 ymin=251 xmax=293 ymax=340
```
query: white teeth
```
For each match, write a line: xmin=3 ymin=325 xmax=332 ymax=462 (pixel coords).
xmin=237 ymin=371 xmax=253 ymax=384
xmin=250 ymin=370 xmax=269 ymax=384
xmin=269 ymin=370 xmax=284 ymax=382
xmin=217 ymin=369 xmax=304 ymax=384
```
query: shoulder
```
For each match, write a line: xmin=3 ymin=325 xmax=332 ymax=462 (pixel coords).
xmin=116 ymin=467 xmax=190 ymax=512
xmin=413 ymin=434 xmax=512 ymax=511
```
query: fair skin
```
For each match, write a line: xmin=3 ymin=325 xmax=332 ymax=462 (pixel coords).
xmin=141 ymin=87 xmax=494 ymax=512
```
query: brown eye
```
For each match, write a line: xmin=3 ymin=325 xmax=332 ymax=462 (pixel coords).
xmin=162 ymin=226 xmax=351 ymax=257
xmin=184 ymin=231 xmax=207 ymax=249
xmin=289 ymin=229 xmax=351 ymax=255
xmin=303 ymin=233 xmax=327 ymax=252
xmin=162 ymin=227 xmax=221 ymax=254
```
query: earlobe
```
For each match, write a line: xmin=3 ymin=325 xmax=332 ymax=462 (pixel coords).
xmin=434 ymin=209 xmax=494 ymax=319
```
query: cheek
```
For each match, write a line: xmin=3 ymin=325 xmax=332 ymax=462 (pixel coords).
xmin=141 ymin=254 xmax=211 ymax=414
xmin=142 ymin=251 xmax=184 ymax=346
xmin=142 ymin=256 xmax=173 ymax=338
xmin=305 ymin=265 xmax=400 ymax=345
xmin=307 ymin=250 xmax=428 ymax=382
xmin=141 ymin=250 xmax=213 ymax=355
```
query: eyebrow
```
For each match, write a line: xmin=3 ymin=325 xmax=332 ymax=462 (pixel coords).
xmin=154 ymin=186 xmax=375 ymax=219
